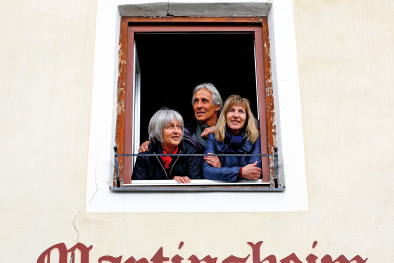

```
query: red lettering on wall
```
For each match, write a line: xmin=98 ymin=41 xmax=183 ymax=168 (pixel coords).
xmin=37 ymin=243 xmax=92 ymax=263
xmin=151 ymin=247 xmax=170 ymax=263
xmin=98 ymin=255 xmax=123 ymax=263
xmin=321 ymin=255 xmax=368 ymax=263
xmin=312 ymin=241 xmax=317 ymax=249
xmin=306 ymin=254 xmax=318 ymax=263
xmin=124 ymin=256 xmax=150 ymax=263
xmin=306 ymin=241 xmax=318 ymax=263
xmin=36 ymin=241 xmax=369 ymax=263
xmin=188 ymin=255 xmax=218 ymax=263
xmin=179 ymin=242 xmax=184 ymax=249
xmin=247 ymin=241 xmax=277 ymax=263
xmin=171 ymin=254 xmax=184 ymax=263
xmin=222 ymin=254 xmax=250 ymax=263
xmin=279 ymin=253 xmax=303 ymax=263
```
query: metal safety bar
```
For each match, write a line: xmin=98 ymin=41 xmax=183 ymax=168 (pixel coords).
xmin=113 ymin=146 xmax=279 ymax=188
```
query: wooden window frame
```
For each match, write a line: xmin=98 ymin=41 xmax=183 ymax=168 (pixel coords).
xmin=115 ymin=17 xmax=276 ymax=189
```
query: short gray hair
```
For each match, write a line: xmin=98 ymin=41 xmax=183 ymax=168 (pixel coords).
xmin=191 ymin=83 xmax=223 ymax=110
xmin=148 ymin=108 xmax=184 ymax=143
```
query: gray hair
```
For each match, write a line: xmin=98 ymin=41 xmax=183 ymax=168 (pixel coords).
xmin=191 ymin=83 xmax=223 ymax=110
xmin=148 ymin=108 xmax=184 ymax=143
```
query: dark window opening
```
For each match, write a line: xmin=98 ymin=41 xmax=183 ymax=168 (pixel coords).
xmin=135 ymin=33 xmax=258 ymax=145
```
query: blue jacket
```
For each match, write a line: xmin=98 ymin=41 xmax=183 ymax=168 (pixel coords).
xmin=132 ymin=140 xmax=202 ymax=180
xmin=203 ymin=134 xmax=262 ymax=182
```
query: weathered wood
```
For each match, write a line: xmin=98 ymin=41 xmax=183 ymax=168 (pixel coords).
xmin=254 ymin=29 xmax=269 ymax=183
xmin=262 ymin=17 xmax=276 ymax=187
xmin=114 ymin=17 xmax=129 ymax=187
xmin=123 ymin=29 xmax=135 ymax=184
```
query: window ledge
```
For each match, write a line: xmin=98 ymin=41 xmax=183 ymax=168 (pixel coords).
xmin=111 ymin=185 xmax=285 ymax=192
xmin=113 ymin=179 xmax=284 ymax=192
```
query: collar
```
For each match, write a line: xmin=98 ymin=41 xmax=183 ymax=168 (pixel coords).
xmin=185 ymin=111 xmax=221 ymax=134
xmin=197 ymin=122 xmax=209 ymax=131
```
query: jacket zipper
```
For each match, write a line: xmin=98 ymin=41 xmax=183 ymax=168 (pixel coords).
xmin=155 ymin=153 xmax=168 ymax=178
xmin=169 ymin=151 xmax=181 ymax=177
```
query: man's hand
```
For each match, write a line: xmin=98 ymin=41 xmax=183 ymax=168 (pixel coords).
xmin=138 ymin=141 xmax=150 ymax=153
xmin=204 ymin=153 xmax=221 ymax=168
xmin=241 ymin=161 xmax=261 ymax=180
xmin=200 ymin=126 xmax=216 ymax=139
xmin=173 ymin=176 xmax=191 ymax=184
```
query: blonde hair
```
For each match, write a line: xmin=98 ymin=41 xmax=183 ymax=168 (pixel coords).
xmin=214 ymin=95 xmax=259 ymax=144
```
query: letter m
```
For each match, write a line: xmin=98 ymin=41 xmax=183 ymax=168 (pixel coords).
xmin=321 ymin=255 xmax=368 ymax=263
xmin=37 ymin=242 xmax=93 ymax=263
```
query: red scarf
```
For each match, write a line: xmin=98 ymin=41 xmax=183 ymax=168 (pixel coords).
xmin=160 ymin=147 xmax=178 ymax=169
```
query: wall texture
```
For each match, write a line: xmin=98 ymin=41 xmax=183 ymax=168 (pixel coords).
xmin=293 ymin=0 xmax=394 ymax=259
xmin=1 ymin=0 xmax=394 ymax=262
xmin=0 ymin=0 xmax=97 ymax=260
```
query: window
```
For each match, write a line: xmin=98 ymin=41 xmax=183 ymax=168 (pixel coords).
xmin=87 ymin=0 xmax=307 ymax=211
xmin=114 ymin=17 xmax=278 ymax=191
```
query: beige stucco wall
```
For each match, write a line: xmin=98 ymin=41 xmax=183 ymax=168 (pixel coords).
xmin=1 ymin=0 xmax=393 ymax=262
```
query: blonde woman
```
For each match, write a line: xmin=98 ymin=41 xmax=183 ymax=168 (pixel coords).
xmin=203 ymin=95 xmax=262 ymax=182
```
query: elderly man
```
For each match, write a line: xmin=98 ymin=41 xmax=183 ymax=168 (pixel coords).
xmin=139 ymin=83 xmax=223 ymax=153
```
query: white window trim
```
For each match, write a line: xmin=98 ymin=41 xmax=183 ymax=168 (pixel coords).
xmin=131 ymin=41 xmax=141 ymax=169
xmin=86 ymin=0 xmax=309 ymax=212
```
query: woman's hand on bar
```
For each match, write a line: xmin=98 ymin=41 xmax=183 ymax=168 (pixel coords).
xmin=173 ymin=176 xmax=191 ymax=184
xmin=241 ymin=161 xmax=261 ymax=180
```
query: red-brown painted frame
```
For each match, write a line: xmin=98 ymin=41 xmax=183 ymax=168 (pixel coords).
xmin=115 ymin=17 xmax=275 ymax=187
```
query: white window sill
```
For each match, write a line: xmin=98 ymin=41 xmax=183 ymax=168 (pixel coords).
xmin=122 ymin=179 xmax=270 ymax=186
